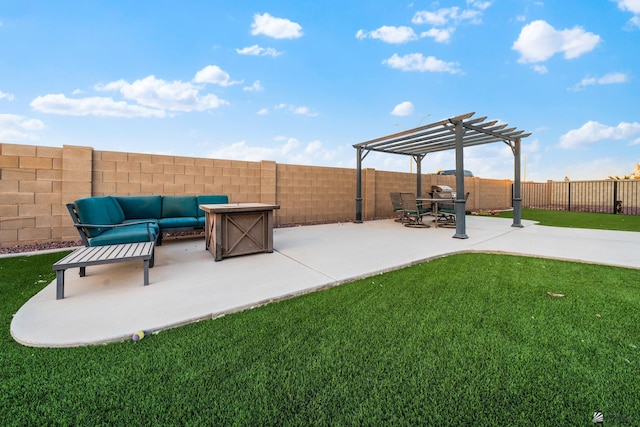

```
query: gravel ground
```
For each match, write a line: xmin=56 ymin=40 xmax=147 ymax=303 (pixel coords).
xmin=0 ymin=231 xmax=203 ymax=255
xmin=0 ymin=240 xmax=84 ymax=255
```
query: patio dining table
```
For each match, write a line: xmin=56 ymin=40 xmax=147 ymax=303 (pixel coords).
xmin=416 ymin=197 xmax=455 ymax=228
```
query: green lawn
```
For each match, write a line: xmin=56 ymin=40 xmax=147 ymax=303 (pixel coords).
xmin=1 ymin=248 xmax=639 ymax=426
xmin=498 ymin=208 xmax=640 ymax=231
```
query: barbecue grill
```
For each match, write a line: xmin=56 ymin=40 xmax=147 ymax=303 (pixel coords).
xmin=431 ymin=185 xmax=454 ymax=199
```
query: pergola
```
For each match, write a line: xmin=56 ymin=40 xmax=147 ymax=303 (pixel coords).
xmin=353 ymin=112 xmax=531 ymax=238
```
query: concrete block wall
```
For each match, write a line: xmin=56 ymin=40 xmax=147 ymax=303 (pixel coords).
xmin=1 ymin=142 xmax=515 ymax=248
xmin=430 ymin=175 xmax=514 ymax=211
xmin=90 ymin=150 xmax=263 ymax=198
xmin=275 ymin=163 xmax=356 ymax=225
xmin=373 ymin=170 xmax=417 ymax=217
xmin=0 ymin=144 xmax=65 ymax=245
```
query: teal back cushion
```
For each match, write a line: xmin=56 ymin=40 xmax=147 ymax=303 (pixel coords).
xmin=197 ymin=194 xmax=229 ymax=217
xmin=74 ymin=197 xmax=125 ymax=237
xmin=104 ymin=197 xmax=126 ymax=224
xmin=115 ymin=195 xmax=161 ymax=219
xmin=162 ymin=196 xmax=197 ymax=218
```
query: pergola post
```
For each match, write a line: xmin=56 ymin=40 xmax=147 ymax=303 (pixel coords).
xmin=355 ymin=147 xmax=363 ymax=223
xmin=512 ymin=138 xmax=523 ymax=228
xmin=415 ymin=154 xmax=423 ymax=198
xmin=453 ymin=120 xmax=468 ymax=239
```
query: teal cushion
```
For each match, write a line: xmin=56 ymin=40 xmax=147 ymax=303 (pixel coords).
xmin=438 ymin=203 xmax=455 ymax=213
xmin=75 ymin=197 xmax=122 ymax=238
xmin=89 ymin=224 xmax=157 ymax=246
xmin=162 ymin=196 xmax=197 ymax=218
xmin=104 ymin=196 xmax=126 ymax=224
xmin=115 ymin=196 xmax=161 ymax=220
xmin=122 ymin=219 xmax=160 ymax=235
xmin=197 ymin=194 xmax=229 ymax=217
xmin=159 ymin=217 xmax=199 ymax=229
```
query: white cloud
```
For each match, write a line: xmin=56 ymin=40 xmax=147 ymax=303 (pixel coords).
xmin=236 ymin=44 xmax=283 ymax=57
xmin=410 ymin=3 xmax=489 ymax=44
xmin=357 ymin=3 xmax=490 ymax=46
xmin=275 ymin=103 xmax=318 ymax=116
xmin=0 ymin=90 xmax=15 ymax=101
xmin=0 ymin=113 xmax=45 ymax=141
xmin=250 ymin=13 xmax=303 ymax=39
xmin=597 ymin=72 xmax=629 ymax=84
xmin=412 ymin=7 xmax=459 ymax=26
xmin=30 ymin=93 xmax=167 ymax=117
xmin=512 ymin=20 xmax=601 ymax=64
xmin=559 ymin=120 xmax=640 ymax=148
xmin=571 ymin=72 xmax=629 ymax=90
xmin=420 ymin=28 xmax=454 ymax=43
xmin=208 ymin=140 xmax=284 ymax=162
xmin=275 ymin=136 xmax=299 ymax=154
xmin=355 ymin=26 xmax=418 ymax=44
xmin=97 ymin=74 xmax=229 ymax=112
xmin=293 ymin=106 xmax=316 ymax=116
xmin=616 ymin=0 xmax=640 ymax=14
xmin=244 ymin=80 xmax=263 ymax=92
xmin=616 ymin=0 xmax=640 ymax=28
xmin=383 ymin=53 xmax=462 ymax=74
xmin=257 ymin=108 xmax=269 ymax=115
xmin=533 ymin=64 xmax=548 ymax=74
xmin=31 ymin=67 xmax=234 ymax=118
xmin=18 ymin=118 xmax=45 ymax=130
xmin=206 ymin=136 xmax=339 ymax=166
xmin=469 ymin=1 xmax=493 ymax=11
xmin=411 ymin=5 xmax=485 ymax=26
xmin=391 ymin=101 xmax=414 ymax=116
xmin=193 ymin=65 xmax=242 ymax=86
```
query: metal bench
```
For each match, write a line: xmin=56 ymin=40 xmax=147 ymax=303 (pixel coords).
xmin=52 ymin=242 xmax=155 ymax=300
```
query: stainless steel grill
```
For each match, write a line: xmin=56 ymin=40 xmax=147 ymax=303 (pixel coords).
xmin=431 ymin=185 xmax=454 ymax=199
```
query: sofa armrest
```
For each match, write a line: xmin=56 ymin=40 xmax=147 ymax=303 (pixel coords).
xmin=70 ymin=217 xmax=156 ymax=246
xmin=67 ymin=203 xmax=153 ymax=245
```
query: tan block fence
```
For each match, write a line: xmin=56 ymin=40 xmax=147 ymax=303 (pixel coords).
xmin=0 ymin=143 xmax=514 ymax=248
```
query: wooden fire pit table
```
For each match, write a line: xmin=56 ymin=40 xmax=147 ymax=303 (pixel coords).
xmin=199 ymin=203 xmax=280 ymax=261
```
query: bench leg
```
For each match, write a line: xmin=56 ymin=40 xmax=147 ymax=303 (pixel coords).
xmin=143 ymin=259 xmax=150 ymax=286
xmin=56 ymin=270 xmax=65 ymax=300
xmin=79 ymin=266 xmax=86 ymax=277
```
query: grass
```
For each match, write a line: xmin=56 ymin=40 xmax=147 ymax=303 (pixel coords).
xmin=1 ymin=249 xmax=639 ymax=426
xmin=497 ymin=208 xmax=640 ymax=231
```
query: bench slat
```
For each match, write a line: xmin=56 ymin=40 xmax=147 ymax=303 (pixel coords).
xmin=53 ymin=242 xmax=154 ymax=299
xmin=54 ymin=243 xmax=153 ymax=269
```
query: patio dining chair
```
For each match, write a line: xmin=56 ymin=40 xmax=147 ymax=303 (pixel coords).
xmin=390 ymin=192 xmax=407 ymax=222
xmin=400 ymin=192 xmax=431 ymax=228
xmin=436 ymin=192 xmax=470 ymax=227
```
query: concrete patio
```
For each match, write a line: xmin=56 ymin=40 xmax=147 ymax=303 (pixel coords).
xmin=9 ymin=216 xmax=640 ymax=348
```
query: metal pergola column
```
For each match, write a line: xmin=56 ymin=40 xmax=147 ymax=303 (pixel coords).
xmin=452 ymin=119 xmax=468 ymax=239
xmin=414 ymin=154 xmax=424 ymax=197
xmin=512 ymin=138 xmax=523 ymax=228
xmin=355 ymin=146 xmax=365 ymax=223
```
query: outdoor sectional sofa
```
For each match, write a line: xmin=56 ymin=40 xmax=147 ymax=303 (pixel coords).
xmin=67 ymin=194 xmax=229 ymax=249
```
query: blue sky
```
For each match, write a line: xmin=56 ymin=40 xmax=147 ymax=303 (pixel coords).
xmin=1 ymin=0 xmax=639 ymax=181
